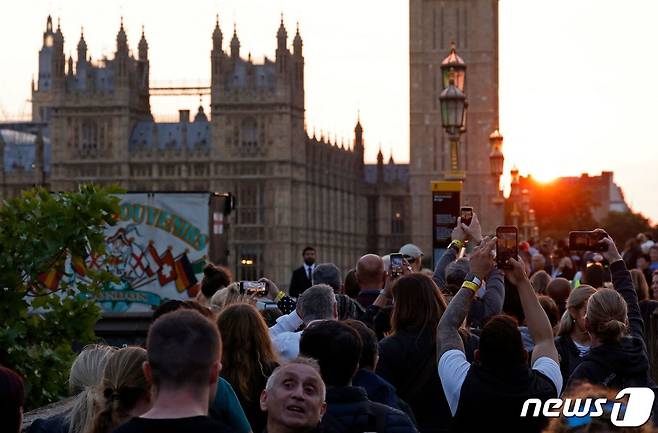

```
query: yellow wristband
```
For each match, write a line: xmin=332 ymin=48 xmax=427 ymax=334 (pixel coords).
xmin=461 ymin=281 xmax=479 ymax=293
xmin=450 ymin=240 xmax=464 ymax=250
xmin=275 ymin=291 xmax=286 ymax=302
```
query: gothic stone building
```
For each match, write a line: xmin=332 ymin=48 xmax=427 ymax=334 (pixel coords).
xmin=0 ymin=16 xmax=411 ymax=286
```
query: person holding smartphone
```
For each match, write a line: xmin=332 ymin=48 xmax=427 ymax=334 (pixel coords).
xmin=399 ymin=244 xmax=424 ymax=273
xmin=437 ymin=238 xmax=562 ymax=433
xmin=566 ymin=230 xmax=654 ymax=393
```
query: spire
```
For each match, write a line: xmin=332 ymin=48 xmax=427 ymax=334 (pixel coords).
xmin=376 ymin=144 xmax=384 ymax=185
xmin=67 ymin=55 xmax=73 ymax=76
xmin=354 ymin=112 xmax=364 ymax=151
xmin=77 ymin=26 xmax=87 ymax=61
xmin=293 ymin=21 xmax=302 ymax=55
xmin=277 ymin=13 xmax=287 ymax=50
xmin=212 ymin=14 xmax=223 ymax=50
xmin=194 ymin=97 xmax=208 ymax=122
xmin=54 ymin=17 xmax=64 ymax=44
xmin=46 ymin=15 xmax=53 ymax=33
xmin=388 ymin=150 xmax=395 ymax=165
xmin=138 ymin=25 xmax=148 ymax=60
xmin=50 ymin=17 xmax=65 ymax=81
xmin=230 ymin=23 xmax=240 ymax=58
xmin=116 ymin=16 xmax=128 ymax=52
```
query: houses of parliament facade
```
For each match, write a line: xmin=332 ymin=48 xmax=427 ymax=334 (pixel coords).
xmin=0 ymin=1 xmax=503 ymax=285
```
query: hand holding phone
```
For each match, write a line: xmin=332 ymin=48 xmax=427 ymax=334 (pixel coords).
xmin=592 ymin=229 xmax=622 ymax=263
xmin=240 ymin=281 xmax=268 ymax=297
xmin=496 ymin=226 xmax=518 ymax=270
xmin=468 ymin=237 xmax=496 ymax=279
xmin=389 ymin=253 xmax=404 ymax=278
xmin=504 ymin=257 xmax=529 ymax=286
xmin=568 ymin=231 xmax=606 ymax=252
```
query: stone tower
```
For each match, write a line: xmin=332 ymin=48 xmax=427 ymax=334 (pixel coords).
xmin=32 ymin=18 xmax=151 ymax=191
xmin=210 ymin=16 xmax=307 ymax=284
xmin=409 ymin=0 xmax=501 ymax=256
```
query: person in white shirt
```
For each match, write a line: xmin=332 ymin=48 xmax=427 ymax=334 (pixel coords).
xmin=437 ymin=238 xmax=562 ymax=433
xmin=270 ymin=284 xmax=337 ymax=361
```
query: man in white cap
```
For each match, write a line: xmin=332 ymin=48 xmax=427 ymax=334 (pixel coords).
xmin=400 ymin=243 xmax=423 ymax=273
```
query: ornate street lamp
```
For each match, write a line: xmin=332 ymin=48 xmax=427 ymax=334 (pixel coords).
xmin=441 ymin=42 xmax=467 ymax=134
xmin=439 ymin=43 xmax=467 ymax=180
xmin=488 ymin=129 xmax=504 ymax=177
xmin=521 ymin=188 xmax=531 ymax=239
xmin=441 ymin=42 xmax=466 ymax=92
xmin=439 ymin=77 xmax=466 ymax=179
xmin=439 ymin=77 xmax=466 ymax=132
xmin=489 ymin=129 xmax=504 ymax=204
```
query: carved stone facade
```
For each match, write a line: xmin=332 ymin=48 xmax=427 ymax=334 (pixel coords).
xmin=409 ymin=0 xmax=503 ymax=254
xmin=0 ymin=15 xmax=412 ymax=286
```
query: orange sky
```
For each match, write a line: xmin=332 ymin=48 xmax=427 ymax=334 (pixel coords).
xmin=1 ymin=0 xmax=657 ymax=222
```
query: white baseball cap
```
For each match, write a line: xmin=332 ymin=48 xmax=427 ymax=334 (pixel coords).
xmin=400 ymin=243 xmax=423 ymax=260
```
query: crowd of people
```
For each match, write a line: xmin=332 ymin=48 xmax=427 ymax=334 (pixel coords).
xmin=2 ymin=212 xmax=658 ymax=433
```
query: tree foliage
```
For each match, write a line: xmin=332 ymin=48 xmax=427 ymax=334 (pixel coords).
xmin=0 ymin=185 xmax=121 ymax=409
xmin=528 ymin=180 xmax=599 ymax=239
xmin=601 ymin=211 xmax=652 ymax=247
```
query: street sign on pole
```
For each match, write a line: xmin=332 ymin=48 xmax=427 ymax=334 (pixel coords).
xmin=432 ymin=181 xmax=462 ymax=266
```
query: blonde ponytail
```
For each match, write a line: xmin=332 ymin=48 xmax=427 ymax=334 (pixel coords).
xmin=556 ymin=285 xmax=597 ymax=337
xmin=66 ymin=344 xmax=116 ymax=433
xmin=586 ymin=288 xmax=628 ymax=343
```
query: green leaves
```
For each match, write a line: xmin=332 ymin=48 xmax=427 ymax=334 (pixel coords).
xmin=0 ymin=184 xmax=123 ymax=409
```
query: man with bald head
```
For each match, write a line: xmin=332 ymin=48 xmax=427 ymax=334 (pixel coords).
xmin=355 ymin=254 xmax=386 ymax=308
xmin=260 ymin=357 xmax=327 ymax=433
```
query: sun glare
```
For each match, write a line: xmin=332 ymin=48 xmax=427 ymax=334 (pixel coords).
xmin=531 ymin=171 xmax=557 ymax=184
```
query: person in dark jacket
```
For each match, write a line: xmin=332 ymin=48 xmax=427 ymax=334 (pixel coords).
xmin=554 ymin=285 xmax=597 ymax=385
xmin=432 ymin=214 xmax=505 ymax=330
xmin=567 ymin=230 xmax=655 ymax=391
xmin=630 ymin=268 xmax=658 ymax=347
xmin=300 ymin=320 xmax=417 ymax=433
xmin=438 ymin=238 xmax=562 ymax=433
xmin=377 ymin=273 xmax=476 ymax=433
xmin=343 ymin=319 xmax=415 ymax=424
xmin=289 ymin=247 xmax=317 ymax=298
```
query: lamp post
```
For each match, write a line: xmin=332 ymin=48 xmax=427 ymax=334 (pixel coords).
xmin=521 ymin=188 xmax=530 ymax=240
xmin=489 ymin=129 xmax=504 ymax=203
xmin=439 ymin=43 xmax=467 ymax=180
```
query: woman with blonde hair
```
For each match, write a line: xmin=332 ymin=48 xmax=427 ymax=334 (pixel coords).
xmin=567 ymin=230 xmax=653 ymax=391
xmin=214 ymin=303 xmax=279 ymax=433
xmin=209 ymin=282 xmax=242 ymax=311
xmin=554 ymin=284 xmax=597 ymax=384
xmin=87 ymin=347 xmax=151 ymax=433
xmin=28 ymin=344 xmax=116 ymax=433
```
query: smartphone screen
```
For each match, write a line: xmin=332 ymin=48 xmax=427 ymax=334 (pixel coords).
xmin=496 ymin=226 xmax=518 ymax=270
xmin=569 ymin=231 xmax=606 ymax=252
xmin=240 ymin=281 xmax=268 ymax=296
xmin=390 ymin=253 xmax=404 ymax=276
xmin=460 ymin=207 xmax=473 ymax=226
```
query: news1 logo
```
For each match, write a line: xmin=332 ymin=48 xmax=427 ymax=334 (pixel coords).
xmin=521 ymin=388 xmax=655 ymax=427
